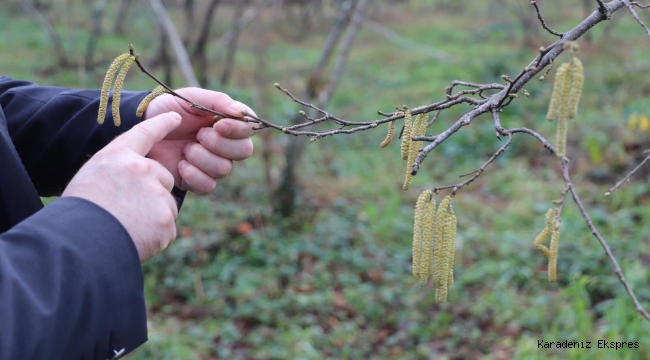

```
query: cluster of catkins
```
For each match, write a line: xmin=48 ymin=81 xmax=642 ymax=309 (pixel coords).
xmin=98 ymin=46 xmax=169 ymax=126
xmin=534 ymin=207 xmax=561 ymax=282
xmin=546 ymin=54 xmax=584 ymax=157
xmin=412 ymin=192 xmax=457 ymax=303
xmin=377 ymin=106 xmax=428 ymax=190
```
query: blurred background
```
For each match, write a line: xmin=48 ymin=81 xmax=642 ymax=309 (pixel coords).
xmin=2 ymin=0 xmax=650 ymax=358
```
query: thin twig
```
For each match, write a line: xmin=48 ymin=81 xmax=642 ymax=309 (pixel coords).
xmin=631 ymin=1 xmax=650 ymax=8
xmin=561 ymin=158 xmax=650 ymax=322
xmin=432 ymin=133 xmax=513 ymax=195
xmin=531 ymin=1 xmax=563 ymax=37
xmin=623 ymin=0 xmax=650 ymax=39
xmin=606 ymin=151 xmax=650 ymax=195
xmin=363 ymin=20 xmax=454 ymax=63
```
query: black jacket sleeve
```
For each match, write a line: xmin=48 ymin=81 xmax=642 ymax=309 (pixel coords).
xmin=0 ymin=197 xmax=148 ymax=359
xmin=0 ymin=76 xmax=147 ymax=196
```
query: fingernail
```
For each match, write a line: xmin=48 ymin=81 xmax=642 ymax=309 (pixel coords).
xmin=230 ymin=102 xmax=255 ymax=117
xmin=179 ymin=160 xmax=188 ymax=170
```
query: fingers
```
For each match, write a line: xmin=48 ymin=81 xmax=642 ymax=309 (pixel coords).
xmin=183 ymin=143 xmax=233 ymax=178
xmin=146 ymin=158 xmax=176 ymax=192
xmin=197 ymin=127 xmax=254 ymax=161
xmin=174 ymin=88 xmax=257 ymax=119
xmin=114 ymin=111 xmax=182 ymax=156
xmin=178 ymin=160 xmax=217 ymax=195
xmin=213 ymin=119 xmax=257 ymax=139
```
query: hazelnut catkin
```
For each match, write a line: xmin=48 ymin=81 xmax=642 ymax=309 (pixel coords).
xmin=546 ymin=63 xmax=570 ymax=122
xmin=98 ymin=53 xmax=131 ymax=125
xmin=136 ymin=85 xmax=169 ymax=117
xmin=111 ymin=55 xmax=136 ymax=127
xmin=401 ymin=109 xmax=412 ymax=160
xmin=403 ymin=114 xmax=428 ymax=190
xmin=412 ymin=190 xmax=431 ymax=279
xmin=380 ymin=120 xmax=396 ymax=148
xmin=435 ymin=198 xmax=456 ymax=303
xmin=446 ymin=210 xmax=457 ymax=290
xmin=555 ymin=63 xmax=573 ymax=157
xmin=567 ymin=57 xmax=584 ymax=119
xmin=533 ymin=207 xmax=557 ymax=257
xmin=419 ymin=195 xmax=436 ymax=285
xmin=432 ymin=196 xmax=451 ymax=288
xmin=548 ymin=214 xmax=561 ymax=282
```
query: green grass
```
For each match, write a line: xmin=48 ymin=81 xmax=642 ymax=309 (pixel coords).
xmin=5 ymin=1 xmax=650 ymax=358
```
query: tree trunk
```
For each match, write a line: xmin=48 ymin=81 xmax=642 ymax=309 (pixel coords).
xmin=274 ymin=0 xmax=368 ymax=218
xmin=191 ymin=0 xmax=222 ymax=86
xmin=220 ymin=0 xmax=248 ymax=85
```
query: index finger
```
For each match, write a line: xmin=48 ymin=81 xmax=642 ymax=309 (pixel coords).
xmin=174 ymin=88 xmax=256 ymax=119
xmin=112 ymin=111 xmax=182 ymax=156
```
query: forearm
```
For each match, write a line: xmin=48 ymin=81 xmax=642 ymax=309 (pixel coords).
xmin=0 ymin=197 xmax=147 ymax=359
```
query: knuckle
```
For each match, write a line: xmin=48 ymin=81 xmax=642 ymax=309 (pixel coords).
xmin=184 ymin=143 xmax=201 ymax=161
xmin=125 ymin=159 xmax=149 ymax=175
xmin=216 ymin=160 xmax=233 ymax=179
xmin=242 ymin=139 xmax=254 ymax=158
xmin=134 ymin=123 xmax=154 ymax=139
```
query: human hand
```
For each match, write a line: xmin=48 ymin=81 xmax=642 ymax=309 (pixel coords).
xmin=62 ymin=112 xmax=182 ymax=262
xmin=143 ymin=88 xmax=257 ymax=194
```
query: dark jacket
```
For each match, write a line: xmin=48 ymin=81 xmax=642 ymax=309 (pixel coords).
xmin=0 ymin=77 xmax=165 ymax=359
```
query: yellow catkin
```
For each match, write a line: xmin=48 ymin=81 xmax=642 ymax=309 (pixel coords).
xmin=567 ymin=58 xmax=584 ymax=119
xmin=400 ymin=109 xmax=412 ymax=160
xmin=548 ymin=213 xmax=561 ymax=282
xmin=419 ymin=196 xmax=437 ymax=285
xmin=546 ymin=63 xmax=570 ymax=122
xmin=432 ymin=196 xmax=451 ymax=290
xmin=446 ymin=210 xmax=457 ymax=291
xmin=111 ymin=55 xmax=135 ymax=126
xmin=533 ymin=207 xmax=557 ymax=257
xmin=380 ymin=120 xmax=396 ymax=148
xmin=136 ymin=85 xmax=169 ymax=117
xmin=555 ymin=63 xmax=573 ymax=157
xmin=435 ymin=199 xmax=456 ymax=303
xmin=412 ymin=191 xmax=430 ymax=279
xmin=98 ymin=53 xmax=131 ymax=125
xmin=403 ymin=114 xmax=428 ymax=190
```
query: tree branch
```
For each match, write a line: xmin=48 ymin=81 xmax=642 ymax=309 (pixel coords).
xmin=561 ymin=158 xmax=650 ymax=322
xmin=606 ymin=151 xmax=650 ymax=195
xmin=148 ymin=0 xmax=199 ymax=87
xmin=531 ymin=0 xmax=563 ymax=37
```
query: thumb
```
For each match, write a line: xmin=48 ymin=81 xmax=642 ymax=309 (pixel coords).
xmin=114 ymin=111 xmax=182 ymax=156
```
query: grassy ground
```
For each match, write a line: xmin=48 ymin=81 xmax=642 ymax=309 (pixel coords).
xmin=3 ymin=1 xmax=650 ymax=359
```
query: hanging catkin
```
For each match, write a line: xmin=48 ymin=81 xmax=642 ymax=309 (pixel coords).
xmin=412 ymin=191 xmax=430 ymax=279
xmin=98 ymin=53 xmax=131 ymax=125
xmin=136 ymin=85 xmax=169 ymax=117
xmin=534 ymin=207 xmax=557 ymax=257
xmin=419 ymin=195 xmax=436 ymax=285
xmin=111 ymin=55 xmax=136 ymax=127
xmin=401 ymin=109 xmax=412 ymax=160
xmin=446 ymin=210 xmax=457 ymax=290
xmin=435 ymin=199 xmax=456 ymax=303
xmin=567 ymin=58 xmax=584 ymax=119
xmin=555 ymin=63 xmax=573 ymax=157
xmin=380 ymin=120 xmax=396 ymax=148
xmin=546 ymin=63 xmax=570 ymax=122
xmin=403 ymin=114 xmax=428 ymax=190
xmin=548 ymin=213 xmax=561 ymax=282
